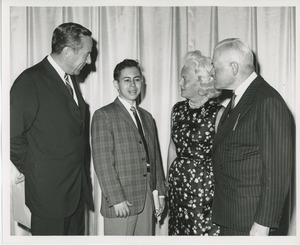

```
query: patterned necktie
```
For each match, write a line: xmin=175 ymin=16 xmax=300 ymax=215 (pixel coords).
xmin=218 ymin=91 xmax=236 ymax=130
xmin=130 ymin=106 xmax=150 ymax=165
xmin=64 ymin=73 xmax=74 ymax=97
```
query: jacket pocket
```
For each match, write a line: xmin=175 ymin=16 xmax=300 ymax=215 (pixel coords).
xmin=119 ymin=177 xmax=132 ymax=187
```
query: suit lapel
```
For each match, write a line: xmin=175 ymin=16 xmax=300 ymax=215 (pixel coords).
xmin=113 ymin=98 xmax=151 ymax=139
xmin=41 ymin=58 xmax=78 ymax=106
xmin=137 ymin=107 xmax=153 ymax=166
xmin=137 ymin=107 xmax=151 ymax=140
xmin=113 ymin=98 xmax=140 ymax=133
xmin=214 ymin=76 xmax=263 ymax=146
xmin=71 ymin=75 xmax=84 ymax=108
xmin=40 ymin=58 xmax=85 ymax=124
xmin=71 ymin=75 xmax=86 ymax=120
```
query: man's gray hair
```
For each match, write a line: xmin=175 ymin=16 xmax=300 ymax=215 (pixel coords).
xmin=214 ymin=38 xmax=254 ymax=70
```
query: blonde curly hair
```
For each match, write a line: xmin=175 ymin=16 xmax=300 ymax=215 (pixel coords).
xmin=183 ymin=50 xmax=221 ymax=99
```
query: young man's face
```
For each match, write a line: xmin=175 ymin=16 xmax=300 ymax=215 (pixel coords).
xmin=113 ymin=67 xmax=143 ymax=105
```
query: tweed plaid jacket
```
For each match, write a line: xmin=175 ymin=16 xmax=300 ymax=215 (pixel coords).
xmin=91 ymin=98 xmax=165 ymax=218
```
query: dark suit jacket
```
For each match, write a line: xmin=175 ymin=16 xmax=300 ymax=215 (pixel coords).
xmin=212 ymin=75 xmax=294 ymax=232
xmin=91 ymin=98 xmax=165 ymax=218
xmin=10 ymin=57 xmax=91 ymax=219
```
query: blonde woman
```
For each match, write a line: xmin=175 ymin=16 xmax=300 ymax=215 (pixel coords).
xmin=167 ymin=51 xmax=220 ymax=235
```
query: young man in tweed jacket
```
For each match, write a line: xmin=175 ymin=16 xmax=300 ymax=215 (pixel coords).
xmin=91 ymin=59 xmax=165 ymax=235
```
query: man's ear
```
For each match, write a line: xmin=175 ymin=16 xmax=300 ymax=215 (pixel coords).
xmin=62 ymin=46 xmax=72 ymax=59
xmin=113 ymin=80 xmax=119 ymax=90
xmin=230 ymin=62 xmax=239 ymax=76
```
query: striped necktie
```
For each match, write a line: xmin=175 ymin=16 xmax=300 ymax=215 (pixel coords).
xmin=64 ymin=73 xmax=74 ymax=97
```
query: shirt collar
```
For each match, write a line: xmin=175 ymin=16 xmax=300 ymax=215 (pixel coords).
xmin=234 ymin=72 xmax=257 ymax=96
xmin=220 ymin=98 xmax=230 ymax=108
xmin=118 ymin=96 xmax=137 ymax=111
xmin=47 ymin=55 xmax=66 ymax=81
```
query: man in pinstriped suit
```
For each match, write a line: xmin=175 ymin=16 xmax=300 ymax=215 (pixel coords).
xmin=91 ymin=59 xmax=165 ymax=235
xmin=211 ymin=38 xmax=294 ymax=235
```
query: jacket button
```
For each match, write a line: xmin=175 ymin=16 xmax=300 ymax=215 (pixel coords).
xmin=219 ymin=164 xmax=223 ymax=169
xmin=139 ymin=141 xmax=142 ymax=144
xmin=143 ymin=173 xmax=147 ymax=177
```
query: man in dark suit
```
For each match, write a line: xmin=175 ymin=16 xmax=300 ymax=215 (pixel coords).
xmin=10 ymin=22 xmax=93 ymax=235
xmin=211 ymin=38 xmax=294 ymax=235
xmin=91 ymin=59 xmax=166 ymax=235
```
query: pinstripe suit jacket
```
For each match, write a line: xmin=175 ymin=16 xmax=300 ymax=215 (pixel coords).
xmin=91 ymin=98 xmax=165 ymax=218
xmin=212 ymin=75 xmax=294 ymax=232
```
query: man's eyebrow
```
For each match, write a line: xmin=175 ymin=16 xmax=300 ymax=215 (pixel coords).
xmin=122 ymin=75 xmax=141 ymax=79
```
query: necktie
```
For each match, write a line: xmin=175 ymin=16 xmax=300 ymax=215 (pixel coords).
xmin=130 ymin=106 xmax=150 ymax=167
xmin=218 ymin=91 xmax=236 ymax=130
xmin=215 ymin=105 xmax=225 ymax=133
xmin=64 ymin=73 xmax=74 ymax=97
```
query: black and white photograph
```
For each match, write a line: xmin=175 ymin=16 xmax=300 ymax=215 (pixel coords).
xmin=1 ymin=0 xmax=299 ymax=244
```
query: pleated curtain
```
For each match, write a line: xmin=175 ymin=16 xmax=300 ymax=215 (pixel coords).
xmin=7 ymin=5 xmax=296 ymax=236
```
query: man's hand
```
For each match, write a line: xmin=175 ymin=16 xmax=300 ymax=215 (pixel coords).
xmin=15 ymin=173 xmax=25 ymax=184
xmin=113 ymin=200 xmax=132 ymax=218
xmin=249 ymin=222 xmax=270 ymax=236
xmin=158 ymin=196 xmax=165 ymax=216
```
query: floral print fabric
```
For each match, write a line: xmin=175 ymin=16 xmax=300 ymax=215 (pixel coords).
xmin=168 ymin=99 xmax=220 ymax=235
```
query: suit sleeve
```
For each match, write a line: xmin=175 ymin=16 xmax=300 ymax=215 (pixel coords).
xmin=254 ymin=96 xmax=294 ymax=228
xmin=148 ymin=115 xmax=165 ymax=196
xmin=153 ymin=124 xmax=166 ymax=196
xmin=91 ymin=110 xmax=126 ymax=207
xmin=10 ymin=73 xmax=39 ymax=174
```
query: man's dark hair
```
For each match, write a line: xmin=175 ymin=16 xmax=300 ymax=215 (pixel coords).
xmin=113 ymin=59 xmax=142 ymax=81
xmin=51 ymin=22 xmax=92 ymax=54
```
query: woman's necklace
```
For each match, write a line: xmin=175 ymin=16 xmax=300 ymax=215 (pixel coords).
xmin=188 ymin=97 xmax=209 ymax=109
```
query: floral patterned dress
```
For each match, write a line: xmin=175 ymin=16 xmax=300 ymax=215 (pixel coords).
xmin=168 ymin=99 xmax=220 ymax=235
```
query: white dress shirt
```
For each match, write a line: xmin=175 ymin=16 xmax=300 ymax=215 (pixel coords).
xmin=117 ymin=96 xmax=144 ymax=132
xmin=47 ymin=55 xmax=78 ymax=105
xmin=215 ymin=72 xmax=258 ymax=132
xmin=233 ymin=72 xmax=258 ymax=107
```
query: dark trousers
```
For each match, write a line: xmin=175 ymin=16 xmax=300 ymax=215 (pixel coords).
xmin=31 ymin=193 xmax=85 ymax=235
xmin=220 ymin=226 xmax=249 ymax=236
xmin=220 ymin=225 xmax=279 ymax=236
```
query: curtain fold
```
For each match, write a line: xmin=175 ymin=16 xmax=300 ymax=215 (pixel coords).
xmin=8 ymin=6 xmax=296 ymax=236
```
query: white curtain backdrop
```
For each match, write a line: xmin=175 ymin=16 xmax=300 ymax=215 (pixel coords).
xmin=7 ymin=5 xmax=297 ymax=237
